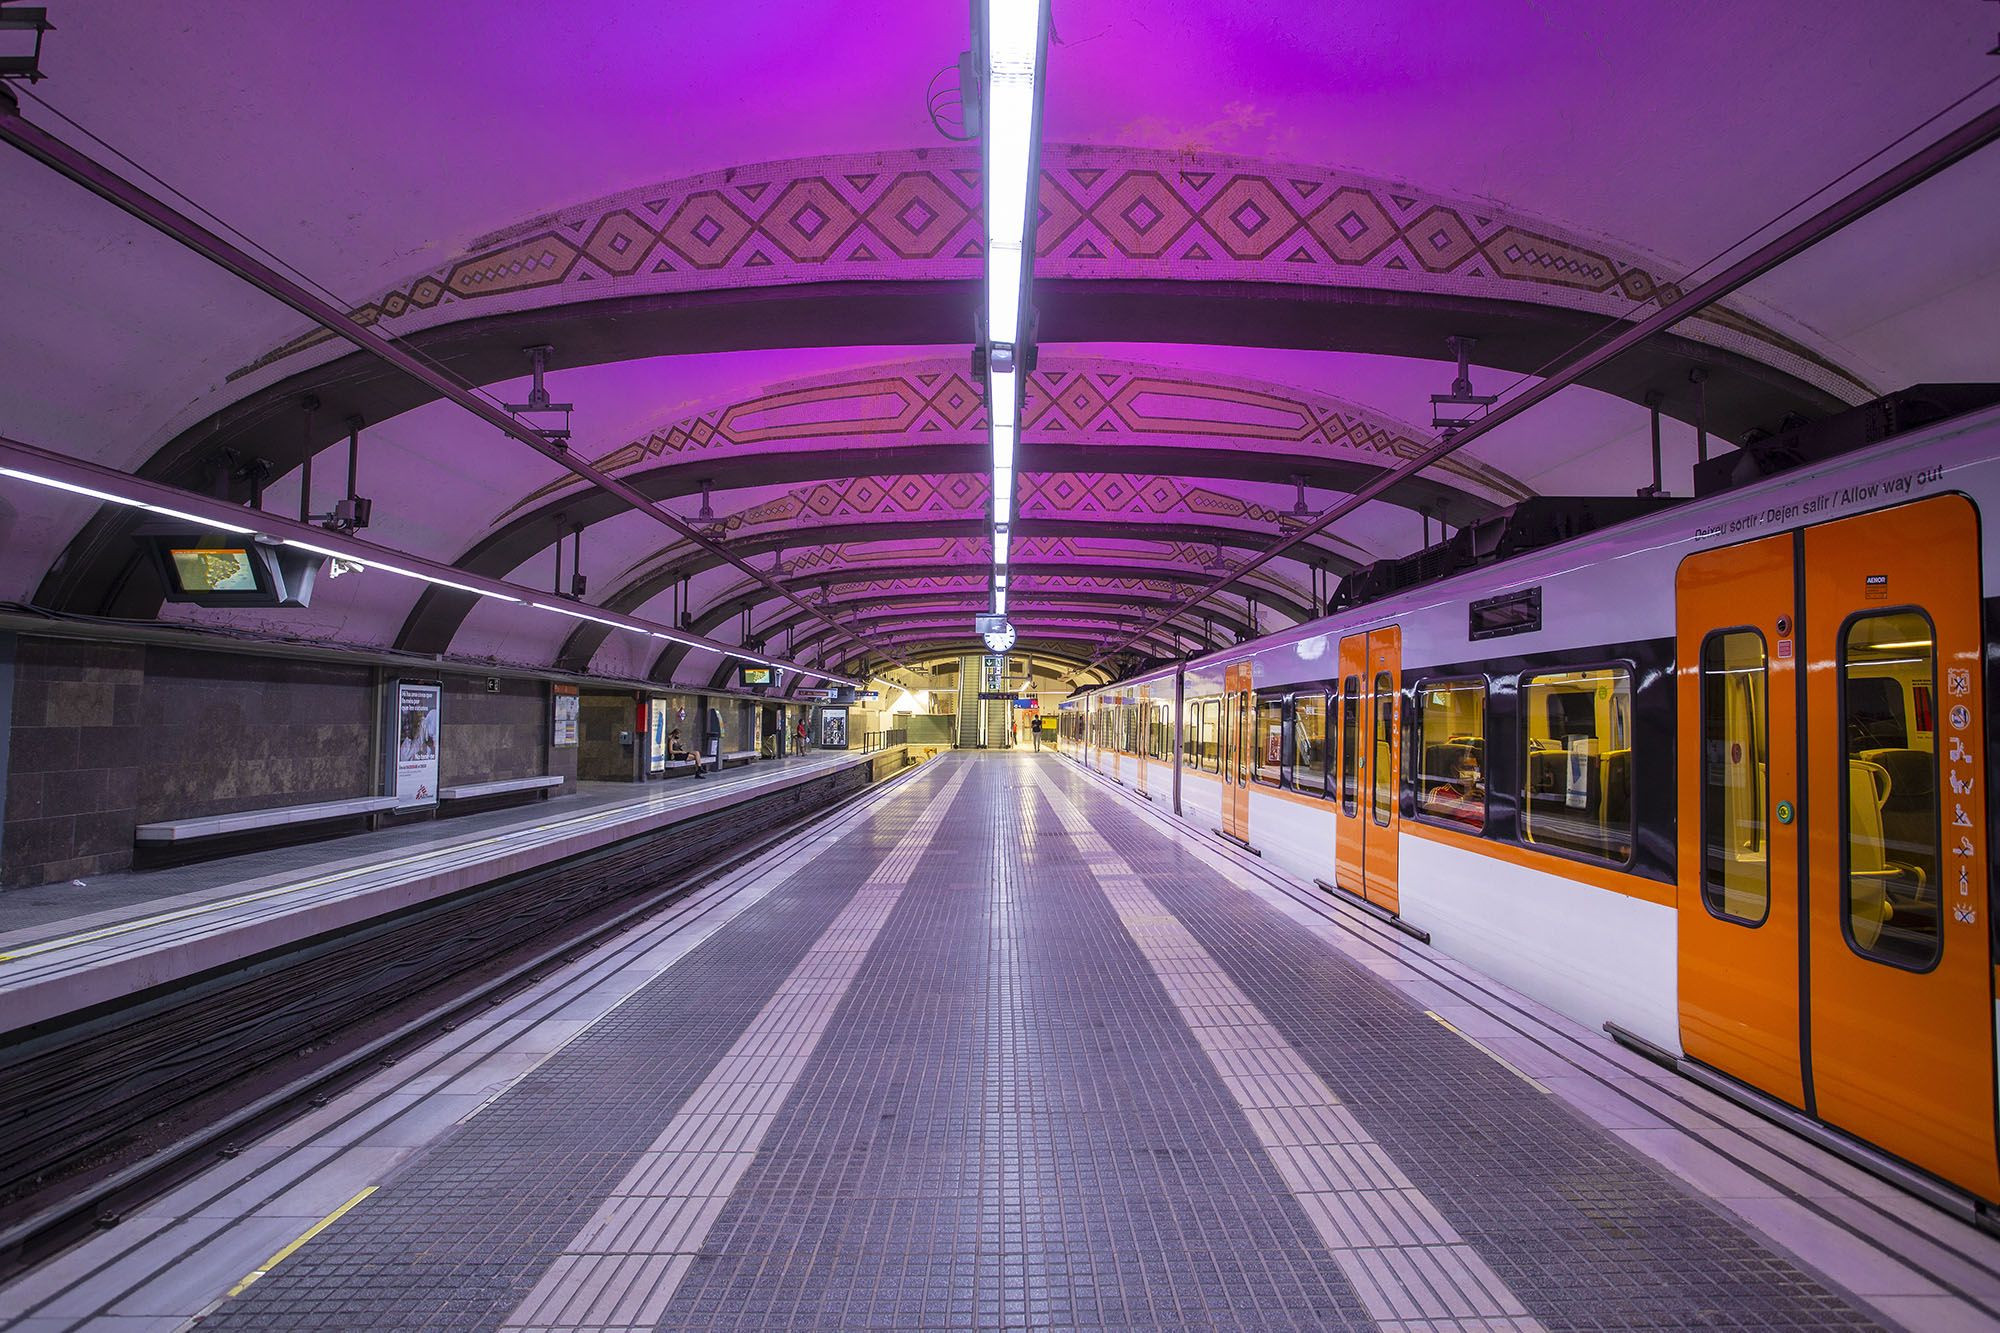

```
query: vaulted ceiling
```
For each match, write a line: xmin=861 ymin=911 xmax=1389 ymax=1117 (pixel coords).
xmin=2 ymin=2 xmax=1995 ymax=690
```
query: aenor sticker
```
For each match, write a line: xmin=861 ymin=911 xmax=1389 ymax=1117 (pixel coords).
xmin=1864 ymin=573 xmax=1889 ymax=600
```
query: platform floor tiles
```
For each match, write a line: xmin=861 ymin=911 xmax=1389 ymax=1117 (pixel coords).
xmin=8 ymin=752 xmax=1994 ymax=1331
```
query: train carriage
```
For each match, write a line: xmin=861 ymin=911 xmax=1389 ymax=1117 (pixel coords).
xmin=1061 ymin=397 xmax=2000 ymax=1215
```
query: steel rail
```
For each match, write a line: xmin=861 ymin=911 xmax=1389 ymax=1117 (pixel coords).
xmin=1078 ymin=98 xmax=2000 ymax=673
xmin=0 ymin=88 xmax=902 ymax=671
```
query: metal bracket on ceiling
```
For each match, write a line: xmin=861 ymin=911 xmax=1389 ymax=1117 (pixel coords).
xmin=502 ymin=345 xmax=572 ymax=448
xmin=0 ymin=6 xmax=55 ymax=86
xmin=1287 ymin=474 xmax=1311 ymax=519
xmin=1431 ymin=335 xmax=1498 ymax=433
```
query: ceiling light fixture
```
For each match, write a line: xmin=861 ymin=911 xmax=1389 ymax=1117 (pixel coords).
xmin=977 ymin=0 xmax=1047 ymax=637
xmin=1 ymin=465 xmax=257 ymax=533
xmin=284 ymin=538 xmax=519 ymax=602
xmin=0 ymin=440 xmax=863 ymax=688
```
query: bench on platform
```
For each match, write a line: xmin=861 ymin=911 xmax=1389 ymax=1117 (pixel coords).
xmin=134 ymin=795 xmax=401 ymax=867
xmin=721 ymin=750 xmax=757 ymax=769
xmin=438 ymin=775 xmax=564 ymax=814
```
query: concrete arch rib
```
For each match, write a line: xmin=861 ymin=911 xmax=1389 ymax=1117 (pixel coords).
xmin=544 ymin=523 xmax=1329 ymax=674
xmin=36 ymin=146 xmax=1866 ymax=628
xmin=672 ymin=591 xmax=1260 ymax=688
xmin=634 ymin=577 xmax=1282 ymax=684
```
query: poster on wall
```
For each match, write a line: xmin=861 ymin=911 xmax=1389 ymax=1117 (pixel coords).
xmin=648 ymin=696 xmax=669 ymax=774
xmin=551 ymin=685 xmax=579 ymax=748
xmin=391 ymin=680 xmax=442 ymax=808
xmin=819 ymin=707 xmax=849 ymax=750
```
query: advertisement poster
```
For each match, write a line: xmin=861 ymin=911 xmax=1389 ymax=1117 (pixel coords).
xmin=551 ymin=685 xmax=579 ymax=748
xmin=393 ymin=680 xmax=442 ymax=808
xmin=648 ymin=696 xmax=669 ymax=774
xmin=819 ymin=707 xmax=849 ymax=750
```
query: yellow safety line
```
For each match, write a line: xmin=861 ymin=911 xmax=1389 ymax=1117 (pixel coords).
xmin=0 ymin=760 xmax=815 ymax=964
xmin=1426 ymin=1010 xmax=1550 ymax=1093
xmin=224 ymin=1185 xmax=376 ymax=1298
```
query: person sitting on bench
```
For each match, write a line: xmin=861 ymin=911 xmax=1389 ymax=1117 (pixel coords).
xmin=667 ymin=727 xmax=688 ymax=761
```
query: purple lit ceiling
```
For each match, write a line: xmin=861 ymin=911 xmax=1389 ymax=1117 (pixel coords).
xmin=2 ymin=1 xmax=1996 ymax=686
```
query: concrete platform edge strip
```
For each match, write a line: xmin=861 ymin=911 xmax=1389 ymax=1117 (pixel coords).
xmin=0 ymin=752 xmax=899 ymax=1032
xmin=0 ymin=757 xmax=937 ymax=1330
xmin=1028 ymin=762 xmax=1545 ymax=1333
xmin=497 ymin=758 xmax=974 ymax=1332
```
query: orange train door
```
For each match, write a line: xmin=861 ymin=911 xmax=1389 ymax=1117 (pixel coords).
xmin=1675 ymin=531 xmax=1805 ymax=1107
xmin=1333 ymin=628 xmax=1402 ymax=912
xmin=1677 ymin=495 xmax=1998 ymax=1201
xmin=1221 ymin=663 xmax=1252 ymax=843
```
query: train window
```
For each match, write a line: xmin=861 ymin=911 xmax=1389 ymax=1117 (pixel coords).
xmin=1521 ymin=666 xmax=1634 ymax=864
xmin=1183 ymin=698 xmax=1200 ymax=766
xmin=1201 ymin=699 xmax=1221 ymax=772
xmin=1370 ymin=672 xmax=1395 ymax=828
xmin=1252 ymin=696 xmax=1285 ymax=785
xmin=1340 ymin=676 xmax=1361 ymax=815
xmin=1234 ymin=692 xmax=1251 ymax=786
xmin=1841 ymin=611 xmax=1942 ymax=971
xmin=1292 ymin=692 xmax=1328 ymax=796
xmin=1414 ymin=678 xmax=1487 ymax=832
xmin=1700 ymin=631 xmax=1769 ymax=925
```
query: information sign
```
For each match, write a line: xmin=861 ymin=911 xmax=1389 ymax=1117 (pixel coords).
xmin=647 ymin=696 xmax=669 ymax=774
xmin=551 ymin=685 xmax=579 ymax=748
xmin=390 ymin=680 xmax=442 ymax=809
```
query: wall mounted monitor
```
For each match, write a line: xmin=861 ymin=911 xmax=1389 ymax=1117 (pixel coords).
xmin=740 ymin=666 xmax=779 ymax=688
xmin=140 ymin=529 xmax=320 ymax=608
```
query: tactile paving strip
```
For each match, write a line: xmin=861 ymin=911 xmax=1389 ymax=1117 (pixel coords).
xmin=1029 ymin=762 xmax=1540 ymax=1332
xmin=498 ymin=763 xmax=974 ymax=1330
xmin=1042 ymin=760 xmax=1886 ymax=1331
xmin=650 ymin=753 xmax=1372 ymax=1331
xmin=195 ymin=762 xmax=966 ymax=1331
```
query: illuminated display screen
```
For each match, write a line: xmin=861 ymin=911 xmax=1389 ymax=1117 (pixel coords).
xmin=741 ymin=667 xmax=775 ymax=686
xmin=169 ymin=547 xmax=261 ymax=593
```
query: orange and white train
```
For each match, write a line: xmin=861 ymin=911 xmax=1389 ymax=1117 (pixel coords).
xmin=1058 ymin=392 xmax=2000 ymax=1219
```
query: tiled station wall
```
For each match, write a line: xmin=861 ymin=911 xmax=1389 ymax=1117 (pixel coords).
xmin=0 ymin=635 xmax=583 ymax=889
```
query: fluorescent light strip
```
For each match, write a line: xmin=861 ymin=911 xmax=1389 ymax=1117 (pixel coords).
xmin=992 ymin=419 xmax=1016 ymax=471
xmin=284 ymin=539 xmax=520 ymax=602
xmin=984 ymin=0 xmax=1041 ymax=648
xmin=986 ymin=243 xmax=1023 ymax=346
xmin=989 ymin=368 xmax=1017 ymax=429
xmin=532 ymin=600 xmax=653 ymax=634
xmin=0 ymin=462 xmax=862 ymax=686
xmin=1 ymin=466 xmax=258 ymax=534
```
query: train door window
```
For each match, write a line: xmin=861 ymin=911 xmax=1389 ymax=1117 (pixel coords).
xmin=1699 ymin=631 xmax=1769 ymax=924
xmin=1252 ymin=695 xmax=1285 ymax=785
xmin=1340 ymin=675 xmax=1361 ymax=815
xmin=1520 ymin=666 xmax=1634 ymax=863
xmin=1414 ymin=678 xmax=1487 ymax=832
xmin=1841 ymin=611 xmax=1942 ymax=970
xmin=1183 ymin=699 xmax=1200 ymax=766
xmin=1234 ymin=693 xmax=1251 ymax=785
xmin=1370 ymin=672 xmax=1395 ymax=827
xmin=1158 ymin=703 xmax=1172 ymax=760
xmin=1292 ymin=692 xmax=1327 ymax=796
xmin=1201 ymin=699 xmax=1221 ymax=772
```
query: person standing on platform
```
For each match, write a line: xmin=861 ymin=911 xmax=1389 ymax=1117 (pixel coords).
xmin=698 ymin=704 xmax=723 ymax=779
